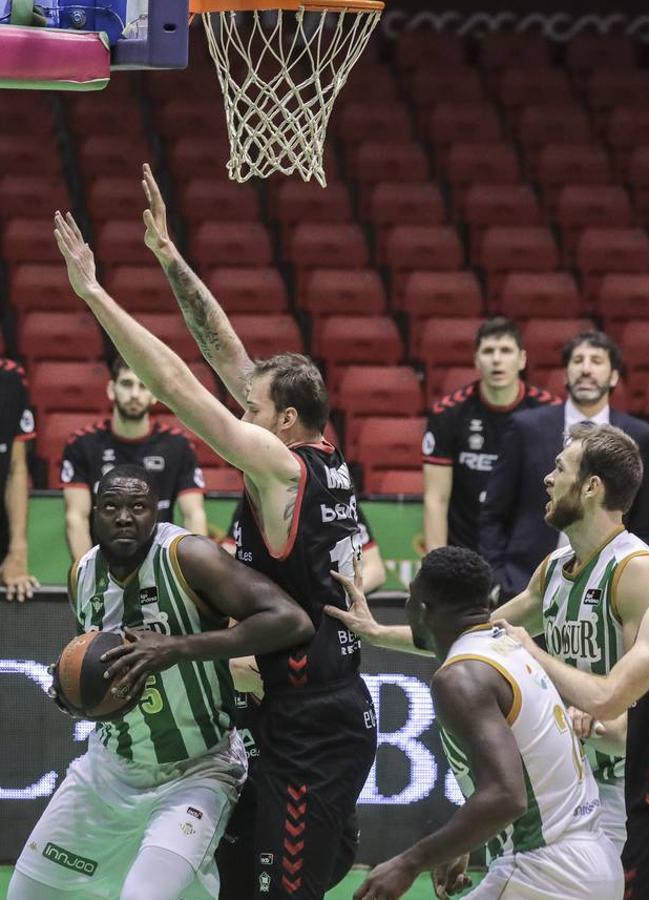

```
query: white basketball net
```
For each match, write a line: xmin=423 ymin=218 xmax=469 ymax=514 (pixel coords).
xmin=201 ymin=6 xmax=382 ymax=186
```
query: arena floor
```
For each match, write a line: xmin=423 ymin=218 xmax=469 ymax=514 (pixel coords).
xmin=0 ymin=865 xmax=485 ymax=897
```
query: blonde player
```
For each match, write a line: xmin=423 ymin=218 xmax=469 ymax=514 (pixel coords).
xmin=337 ymin=547 xmax=622 ymax=900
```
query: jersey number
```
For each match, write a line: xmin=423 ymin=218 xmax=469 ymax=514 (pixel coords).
xmin=553 ymin=704 xmax=584 ymax=781
xmin=330 ymin=532 xmax=362 ymax=608
xmin=139 ymin=675 xmax=164 ymax=715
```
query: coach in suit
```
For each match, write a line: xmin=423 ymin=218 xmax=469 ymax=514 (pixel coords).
xmin=479 ymin=330 xmax=649 ymax=600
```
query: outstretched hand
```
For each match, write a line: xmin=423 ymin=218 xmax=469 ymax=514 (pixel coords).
xmin=324 ymin=556 xmax=379 ymax=640
xmin=53 ymin=211 xmax=99 ymax=301
xmin=142 ymin=162 xmax=176 ymax=267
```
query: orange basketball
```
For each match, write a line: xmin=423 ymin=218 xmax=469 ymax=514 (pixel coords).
xmin=52 ymin=631 xmax=142 ymax=721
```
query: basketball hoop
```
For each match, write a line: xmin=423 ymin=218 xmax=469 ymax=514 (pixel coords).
xmin=189 ymin=0 xmax=384 ymax=186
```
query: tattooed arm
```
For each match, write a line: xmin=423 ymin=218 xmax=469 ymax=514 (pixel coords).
xmin=141 ymin=163 xmax=254 ymax=409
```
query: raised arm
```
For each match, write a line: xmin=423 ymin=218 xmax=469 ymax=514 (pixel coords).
xmin=54 ymin=210 xmax=299 ymax=488
xmin=141 ymin=163 xmax=253 ymax=410
xmin=354 ymin=661 xmax=527 ymax=900
xmin=102 ymin=534 xmax=314 ymax=698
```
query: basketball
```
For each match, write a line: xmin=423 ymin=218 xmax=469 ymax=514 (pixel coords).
xmin=52 ymin=631 xmax=142 ymax=722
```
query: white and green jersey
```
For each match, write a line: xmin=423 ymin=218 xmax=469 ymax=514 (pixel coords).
xmin=542 ymin=527 xmax=649 ymax=783
xmin=440 ymin=625 xmax=601 ymax=860
xmin=70 ymin=522 xmax=235 ymax=767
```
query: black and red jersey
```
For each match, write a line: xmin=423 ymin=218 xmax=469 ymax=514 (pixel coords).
xmin=60 ymin=418 xmax=203 ymax=526
xmin=422 ymin=380 xmax=560 ymax=551
xmin=0 ymin=359 xmax=36 ymax=553
xmin=234 ymin=440 xmax=362 ymax=691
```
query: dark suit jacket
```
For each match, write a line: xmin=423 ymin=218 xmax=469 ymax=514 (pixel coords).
xmin=478 ymin=404 xmax=649 ymax=599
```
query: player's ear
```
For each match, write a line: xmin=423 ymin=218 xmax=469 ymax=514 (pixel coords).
xmin=518 ymin=348 xmax=527 ymax=372
xmin=107 ymin=380 xmax=116 ymax=403
xmin=282 ymin=406 xmax=298 ymax=429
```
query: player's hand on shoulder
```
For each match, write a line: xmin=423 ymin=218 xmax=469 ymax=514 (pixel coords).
xmin=432 ymin=854 xmax=471 ymax=899
xmin=494 ymin=619 xmax=538 ymax=656
xmin=100 ymin=628 xmax=183 ymax=702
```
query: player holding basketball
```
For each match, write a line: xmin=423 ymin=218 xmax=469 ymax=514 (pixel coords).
xmin=330 ymin=422 xmax=647 ymax=857
xmin=9 ymin=464 xmax=313 ymax=900
xmin=342 ymin=546 xmax=622 ymax=900
xmin=53 ymin=167 xmax=377 ymax=900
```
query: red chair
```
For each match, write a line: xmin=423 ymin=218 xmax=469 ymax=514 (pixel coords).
xmin=77 ymin=135 xmax=150 ymax=180
xmin=38 ymin=413 xmax=104 ymax=487
xmin=177 ymin=179 xmax=260 ymax=225
xmin=153 ymin=98 xmax=228 ymax=139
xmin=272 ymin=182 xmax=354 ymax=256
xmin=350 ymin=142 xmax=430 ymax=213
xmin=383 ymin=225 xmax=464 ymax=304
xmin=499 ymin=273 xmax=581 ymax=320
xmin=189 ymin=222 xmax=273 ymax=269
xmin=594 ymin=274 xmax=649 ymax=338
xmin=565 ymin=34 xmax=637 ymax=85
xmin=416 ymin=318 xmax=483 ymax=392
xmin=577 ymin=228 xmax=649 ymax=303
xmin=104 ymin=265 xmax=177 ymax=314
xmin=446 ymin=142 xmax=521 ymax=210
xmin=480 ymin=33 xmax=552 ymax=73
xmin=64 ymin=91 xmax=142 ymax=136
xmin=337 ymin=365 xmax=423 ymax=455
xmin=480 ymin=226 xmax=559 ymax=301
xmin=426 ymin=102 xmax=502 ymax=165
xmin=0 ymin=135 xmax=62 ymax=175
xmin=202 ymin=466 xmax=244 ymax=493
xmin=365 ymin=468 xmax=424 ymax=496
xmin=299 ymin=269 xmax=386 ymax=320
xmin=464 ymin=184 xmax=541 ymax=264
xmin=395 ymin=31 xmax=465 ymax=75
xmin=369 ymin=183 xmax=446 ymax=262
xmin=287 ymin=224 xmax=369 ymax=285
xmin=333 ymin=101 xmax=413 ymax=149
xmin=535 ymin=144 xmax=612 ymax=213
xmin=606 ymin=106 xmax=649 ymax=175
xmin=556 ymin=185 xmax=633 ymax=265
xmin=619 ymin=321 xmax=649 ymax=412
xmin=522 ymin=318 xmax=593 ymax=370
xmin=19 ymin=312 xmax=104 ymax=367
xmin=354 ymin=416 xmax=426 ymax=489
xmin=516 ymin=104 xmax=592 ymax=166
xmin=498 ymin=68 xmax=574 ymax=123
xmin=31 ymin=361 xmax=110 ymax=418
xmin=0 ymin=92 xmax=55 ymax=136
xmin=87 ymin=176 xmax=146 ymax=223
xmin=410 ymin=66 xmax=484 ymax=128
xmin=313 ymin=316 xmax=402 ymax=396
xmin=10 ymin=264 xmax=78 ymax=318
xmin=95 ymin=220 xmax=154 ymax=266
xmin=1 ymin=218 xmax=62 ymax=263
xmin=167 ymin=137 xmax=231 ymax=182
xmin=339 ymin=61 xmax=398 ymax=103
xmin=205 ymin=268 xmax=289 ymax=314
xmin=401 ymin=271 xmax=483 ymax=322
xmin=135 ymin=313 xmax=206 ymax=362
xmin=0 ymin=176 xmax=69 ymax=220
xmin=586 ymin=70 xmax=649 ymax=124
xmin=229 ymin=314 xmax=304 ymax=360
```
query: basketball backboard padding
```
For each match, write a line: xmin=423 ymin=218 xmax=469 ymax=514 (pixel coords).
xmin=0 ymin=25 xmax=110 ymax=90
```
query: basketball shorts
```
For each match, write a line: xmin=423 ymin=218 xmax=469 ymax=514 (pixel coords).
xmin=14 ymin=731 xmax=247 ymax=899
xmin=252 ymin=674 xmax=377 ymax=900
xmin=466 ymin=833 xmax=623 ymax=899
xmin=597 ymin=780 xmax=627 ymax=854
xmin=621 ymin=809 xmax=649 ymax=899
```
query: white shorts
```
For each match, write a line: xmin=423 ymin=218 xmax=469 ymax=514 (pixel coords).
xmin=597 ymin=780 xmax=627 ymax=854
xmin=14 ymin=731 xmax=247 ymax=899
xmin=466 ymin=833 xmax=623 ymax=900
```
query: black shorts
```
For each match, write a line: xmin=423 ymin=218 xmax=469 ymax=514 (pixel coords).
xmin=245 ymin=674 xmax=376 ymax=900
xmin=622 ymin=812 xmax=649 ymax=899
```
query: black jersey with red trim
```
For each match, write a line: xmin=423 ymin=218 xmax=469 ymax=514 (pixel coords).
xmin=234 ymin=441 xmax=363 ymax=691
xmin=0 ymin=359 xmax=36 ymax=553
xmin=60 ymin=418 xmax=204 ymax=528
xmin=422 ymin=380 xmax=560 ymax=551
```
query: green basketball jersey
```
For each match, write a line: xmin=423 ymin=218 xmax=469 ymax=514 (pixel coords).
xmin=70 ymin=523 xmax=235 ymax=766
xmin=542 ymin=526 xmax=649 ymax=783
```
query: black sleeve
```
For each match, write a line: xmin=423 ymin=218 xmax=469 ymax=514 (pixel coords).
xmin=60 ymin=435 xmax=91 ymax=488
xmin=422 ymin=406 xmax=455 ymax=467
xmin=626 ymin=427 xmax=649 ymax=544
xmin=222 ymin=499 xmax=243 ymax=547
xmin=175 ymin=437 xmax=205 ymax=494
xmin=478 ymin=417 xmax=525 ymax=590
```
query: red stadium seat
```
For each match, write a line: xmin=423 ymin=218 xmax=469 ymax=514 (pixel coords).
xmin=416 ymin=318 xmax=483 ymax=393
xmin=104 ymin=265 xmax=176 ymax=314
xmin=339 ymin=61 xmax=398 ymax=103
xmin=64 ymin=92 xmax=142 ymax=137
xmin=556 ymin=185 xmax=634 ymax=264
xmin=31 ymin=361 xmax=110 ymax=417
xmin=177 ymin=179 xmax=260 ymax=225
xmin=480 ymin=226 xmax=559 ymax=301
xmin=10 ymin=264 xmax=78 ymax=318
xmin=202 ymin=466 xmax=244 ymax=493
xmin=497 ymin=68 xmax=574 ymax=122
xmin=427 ymin=103 xmax=502 ymax=164
xmin=594 ymin=274 xmax=649 ymax=337
xmin=350 ymin=142 xmax=430 ymax=213
xmin=577 ymin=228 xmax=649 ymax=303
xmin=337 ymin=365 xmax=423 ymax=454
xmin=522 ymin=318 xmax=592 ymax=370
xmin=272 ymin=181 xmax=354 ymax=255
xmin=369 ymin=183 xmax=446 ymax=261
xmin=19 ymin=312 xmax=104 ymax=367
xmin=394 ymin=31 xmax=465 ymax=75
xmin=464 ymin=184 xmax=541 ymax=264
xmin=446 ymin=142 xmax=521 ymax=210
xmin=0 ymin=92 xmax=55 ymax=136
xmin=299 ymin=269 xmax=386 ymax=320
xmin=480 ymin=33 xmax=552 ymax=73
xmin=134 ymin=313 xmax=206 ymax=362
xmin=365 ymin=468 xmax=424 ymax=496
xmin=312 ymin=316 xmax=402 ymax=395
xmin=400 ymin=270 xmax=483 ymax=320
xmin=606 ymin=106 xmax=649 ymax=175
xmin=535 ymin=144 xmax=612 ymax=213
xmin=586 ymin=70 xmax=649 ymax=123
xmin=153 ymin=98 xmax=228 ymax=139
xmin=287 ymin=224 xmax=369 ymax=279
xmin=77 ymin=135 xmax=151 ymax=180
xmin=565 ymin=34 xmax=637 ymax=84
xmin=0 ymin=176 xmax=69 ymax=220
xmin=410 ymin=66 xmax=484 ymax=127
xmin=38 ymin=412 xmax=104 ymax=487
xmin=189 ymin=222 xmax=273 ymax=269
xmin=628 ymin=146 xmax=649 ymax=224
xmin=229 ymin=314 xmax=304 ymax=360
xmin=205 ymin=268 xmax=289 ymax=314
xmin=333 ymin=101 xmax=414 ymax=148
xmin=0 ymin=135 xmax=62 ymax=175
xmin=1 ymin=218 xmax=63 ymax=263
xmin=516 ymin=104 xmax=592 ymax=166
xmin=354 ymin=416 xmax=426 ymax=488
xmin=619 ymin=321 xmax=649 ymax=412
xmin=499 ymin=273 xmax=581 ymax=320
xmin=167 ymin=137 xmax=231 ymax=182
xmin=383 ymin=225 xmax=464 ymax=303
xmin=87 ymin=176 xmax=146 ymax=223
xmin=95 ymin=220 xmax=153 ymax=266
